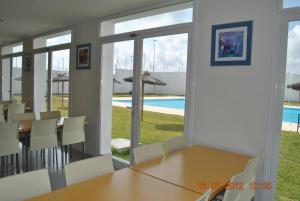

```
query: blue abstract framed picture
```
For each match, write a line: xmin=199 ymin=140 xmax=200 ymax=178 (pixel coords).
xmin=211 ymin=21 xmax=253 ymax=66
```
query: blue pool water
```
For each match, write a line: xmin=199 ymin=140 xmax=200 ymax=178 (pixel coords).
xmin=114 ymin=99 xmax=300 ymax=123
xmin=114 ymin=99 xmax=185 ymax=110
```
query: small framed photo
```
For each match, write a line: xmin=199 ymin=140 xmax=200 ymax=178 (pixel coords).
xmin=77 ymin=43 xmax=91 ymax=70
xmin=23 ymin=53 xmax=32 ymax=72
xmin=211 ymin=21 xmax=253 ymax=66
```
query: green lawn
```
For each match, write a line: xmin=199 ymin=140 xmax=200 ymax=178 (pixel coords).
xmin=276 ymin=131 xmax=300 ymax=201
xmin=284 ymin=101 xmax=300 ymax=107
xmin=111 ymin=106 xmax=184 ymax=160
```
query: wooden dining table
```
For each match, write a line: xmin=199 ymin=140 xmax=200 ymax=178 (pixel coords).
xmin=131 ymin=145 xmax=251 ymax=199
xmin=25 ymin=168 xmax=201 ymax=201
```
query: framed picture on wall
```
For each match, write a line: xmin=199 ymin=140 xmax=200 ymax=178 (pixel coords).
xmin=77 ymin=43 xmax=91 ymax=70
xmin=211 ymin=21 xmax=253 ymax=66
xmin=23 ymin=53 xmax=32 ymax=72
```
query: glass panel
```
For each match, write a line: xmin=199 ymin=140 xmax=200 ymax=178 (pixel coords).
xmin=33 ymin=30 xmax=71 ymax=49
xmin=34 ymin=53 xmax=48 ymax=116
xmin=51 ymin=49 xmax=70 ymax=117
xmin=102 ymin=40 xmax=134 ymax=161
xmin=101 ymin=2 xmax=193 ymax=36
xmin=1 ymin=58 xmax=11 ymax=101
xmin=283 ymin=0 xmax=300 ymax=9
xmin=278 ymin=20 xmax=300 ymax=201
xmin=12 ymin=56 xmax=22 ymax=103
xmin=139 ymin=33 xmax=188 ymax=146
xmin=1 ymin=43 xmax=23 ymax=55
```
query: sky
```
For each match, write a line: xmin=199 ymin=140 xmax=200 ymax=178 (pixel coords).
xmin=283 ymin=0 xmax=300 ymax=8
xmin=286 ymin=21 xmax=300 ymax=74
xmin=112 ymin=8 xmax=192 ymax=73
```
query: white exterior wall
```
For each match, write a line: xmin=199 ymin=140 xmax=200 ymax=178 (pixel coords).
xmin=114 ymin=69 xmax=186 ymax=95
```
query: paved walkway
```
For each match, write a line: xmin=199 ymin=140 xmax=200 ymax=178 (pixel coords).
xmin=282 ymin=122 xmax=298 ymax=132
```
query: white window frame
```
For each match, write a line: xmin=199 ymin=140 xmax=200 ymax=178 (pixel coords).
xmin=98 ymin=0 xmax=194 ymax=167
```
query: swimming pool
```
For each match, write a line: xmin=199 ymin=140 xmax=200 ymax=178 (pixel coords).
xmin=114 ymin=99 xmax=185 ymax=110
xmin=114 ymin=99 xmax=300 ymax=123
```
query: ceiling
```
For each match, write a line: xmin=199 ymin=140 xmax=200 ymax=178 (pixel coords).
xmin=0 ymin=0 xmax=160 ymax=46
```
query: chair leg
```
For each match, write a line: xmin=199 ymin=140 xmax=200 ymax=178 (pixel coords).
xmin=11 ymin=155 xmax=14 ymax=175
xmin=65 ymin=146 xmax=68 ymax=163
xmin=52 ymin=147 xmax=55 ymax=168
xmin=82 ymin=142 xmax=85 ymax=159
xmin=6 ymin=156 xmax=8 ymax=176
xmin=61 ymin=145 xmax=64 ymax=168
xmin=16 ymin=154 xmax=19 ymax=174
xmin=55 ymin=147 xmax=58 ymax=170
xmin=69 ymin=145 xmax=72 ymax=159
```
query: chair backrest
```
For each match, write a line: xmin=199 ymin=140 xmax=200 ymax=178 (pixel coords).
xmin=133 ymin=142 xmax=164 ymax=165
xmin=0 ymin=122 xmax=20 ymax=156
xmin=165 ymin=135 xmax=186 ymax=154
xmin=65 ymin=155 xmax=114 ymax=186
xmin=30 ymin=119 xmax=58 ymax=151
xmin=0 ymin=169 xmax=51 ymax=201
xmin=240 ymin=152 xmax=263 ymax=200
xmin=223 ymin=169 xmax=257 ymax=201
xmin=195 ymin=188 xmax=212 ymax=201
xmin=40 ymin=111 xmax=61 ymax=120
xmin=62 ymin=116 xmax=85 ymax=146
xmin=12 ymin=112 xmax=36 ymax=122
xmin=7 ymin=103 xmax=25 ymax=122
xmin=0 ymin=104 xmax=5 ymax=123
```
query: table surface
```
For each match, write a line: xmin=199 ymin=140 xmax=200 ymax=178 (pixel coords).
xmin=131 ymin=145 xmax=251 ymax=199
xmin=25 ymin=168 xmax=201 ymax=201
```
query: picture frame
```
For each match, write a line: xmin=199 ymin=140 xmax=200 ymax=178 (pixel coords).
xmin=23 ymin=53 xmax=32 ymax=72
xmin=211 ymin=21 xmax=253 ymax=66
xmin=77 ymin=43 xmax=91 ymax=70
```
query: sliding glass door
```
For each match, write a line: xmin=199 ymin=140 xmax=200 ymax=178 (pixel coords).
xmin=51 ymin=49 xmax=70 ymax=117
xmin=101 ymin=40 xmax=135 ymax=161
xmin=12 ymin=56 xmax=22 ymax=103
xmin=34 ymin=48 xmax=70 ymax=117
xmin=1 ymin=58 xmax=11 ymax=101
xmin=100 ymin=31 xmax=191 ymax=164
xmin=1 ymin=56 xmax=22 ymax=102
xmin=139 ymin=33 xmax=188 ymax=146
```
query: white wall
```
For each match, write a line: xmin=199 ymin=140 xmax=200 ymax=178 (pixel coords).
xmin=190 ymin=0 xmax=278 ymax=200
xmin=70 ymin=19 xmax=100 ymax=155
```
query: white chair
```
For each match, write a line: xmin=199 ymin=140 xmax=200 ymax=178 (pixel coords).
xmin=7 ymin=103 xmax=25 ymax=123
xmin=240 ymin=152 xmax=263 ymax=200
xmin=61 ymin=116 xmax=86 ymax=165
xmin=223 ymin=169 xmax=256 ymax=201
xmin=65 ymin=155 xmax=114 ymax=186
xmin=0 ymin=104 xmax=5 ymax=123
xmin=133 ymin=142 xmax=164 ymax=165
xmin=30 ymin=119 xmax=58 ymax=170
xmin=195 ymin=188 xmax=212 ymax=201
xmin=0 ymin=169 xmax=51 ymax=201
xmin=0 ymin=122 xmax=20 ymax=174
xmin=40 ymin=111 xmax=61 ymax=120
xmin=11 ymin=112 xmax=36 ymax=122
xmin=165 ymin=135 xmax=186 ymax=154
